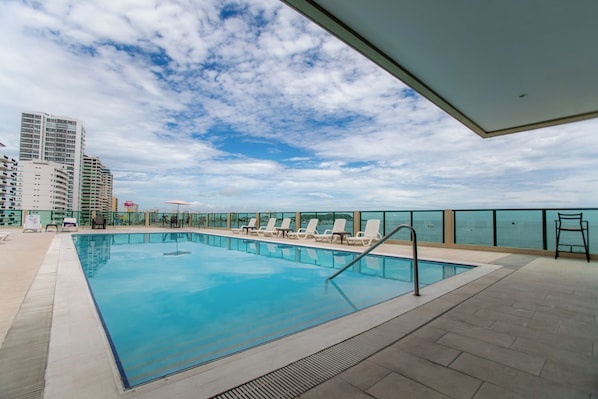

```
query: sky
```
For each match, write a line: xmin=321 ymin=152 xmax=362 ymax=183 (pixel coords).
xmin=1 ymin=0 xmax=597 ymax=213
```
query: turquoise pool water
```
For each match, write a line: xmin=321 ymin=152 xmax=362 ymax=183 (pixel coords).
xmin=73 ymin=233 xmax=472 ymax=388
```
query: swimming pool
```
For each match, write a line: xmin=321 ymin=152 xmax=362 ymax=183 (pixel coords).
xmin=73 ymin=232 xmax=473 ymax=388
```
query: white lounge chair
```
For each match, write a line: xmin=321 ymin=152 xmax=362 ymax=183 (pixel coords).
xmin=62 ymin=217 xmax=78 ymax=232
xmin=23 ymin=214 xmax=42 ymax=233
xmin=0 ymin=232 xmax=11 ymax=241
xmin=232 ymin=218 xmax=256 ymax=234
xmin=253 ymin=218 xmax=277 ymax=236
xmin=268 ymin=217 xmax=291 ymax=237
xmin=287 ymin=218 xmax=319 ymax=239
xmin=314 ymin=218 xmax=346 ymax=242
xmin=347 ymin=219 xmax=382 ymax=246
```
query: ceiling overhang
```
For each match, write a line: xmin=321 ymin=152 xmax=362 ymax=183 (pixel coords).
xmin=281 ymin=0 xmax=598 ymax=138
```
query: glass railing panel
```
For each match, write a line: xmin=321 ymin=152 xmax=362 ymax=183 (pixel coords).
xmin=412 ymin=211 xmax=443 ymax=243
xmin=230 ymin=213 xmax=256 ymax=229
xmin=385 ymin=211 xmax=411 ymax=240
xmin=359 ymin=211 xmax=383 ymax=232
xmin=496 ymin=210 xmax=544 ymax=249
xmin=258 ymin=212 xmax=275 ymax=229
xmin=298 ymin=212 xmax=318 ymax=229
xmin=454 ymin=210 xmax=493 ymax=246
xmin=280 ymin=212 xmax=296 ymax=231
xmin=334 ymin=211 xmax=354 ymax=234
xmin=148 ymin=212 xmax=169 ymax=226
xmin=189 ymin=213 xmax=207 ymax=227
xmin=208 ymin=213 xmax=227 ymax=228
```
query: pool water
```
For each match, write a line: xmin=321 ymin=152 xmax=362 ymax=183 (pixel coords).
xmin=73 ymin=233 xmax=472 ymax=388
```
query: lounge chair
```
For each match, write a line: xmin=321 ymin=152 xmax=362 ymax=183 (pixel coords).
xmin=266 ymin=218 xmax=291 ymax=237
xmin=253 ymin=218 xmax=277 ymax=236
xmin=232 ymin=218 xmax=256 ymax=234
xmin=347 ymin=219 xmax=382 ymax=246
xmin=23 ymin=214 xmax=42 ymax=233
xmin=314 ymin=218 xmax=346 ymax=242
xmin=288 ymin=218 xmax=319 ymax=239
xmin=62 ymin=217 xmax=78 ymax=232
xmin=0 ymin=232 xmax=11 ymax=241
xmin=92 ymin=215 xmax=106 ymax=229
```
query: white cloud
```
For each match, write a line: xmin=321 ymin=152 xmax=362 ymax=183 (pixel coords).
xmin=1 ymin=0 xmax=597 ymax=213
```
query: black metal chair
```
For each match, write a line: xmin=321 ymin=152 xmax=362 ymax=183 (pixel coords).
xmin=170 ymin=216 xmax=179 ymax=228
xmin=555 ymin=212 xmax=589 ymax=262
xmin=92 ymin=215 xmax=106 ymax=229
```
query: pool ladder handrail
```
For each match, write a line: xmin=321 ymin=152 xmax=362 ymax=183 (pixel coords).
xmin=327 ymin=224 xmax=420 ymax=296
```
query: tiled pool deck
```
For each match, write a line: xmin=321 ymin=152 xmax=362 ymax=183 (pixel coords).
xmin=0 ymin=228 xmax=596 ymax=398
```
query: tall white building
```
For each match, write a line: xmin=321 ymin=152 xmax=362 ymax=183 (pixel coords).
xmin=16 ymin=160 xmax=70 ymax=211
xmin=19 ymin=112 xmax=85 ymax=210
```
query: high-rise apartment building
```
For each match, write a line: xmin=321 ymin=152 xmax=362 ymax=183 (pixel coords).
xmin=19 ymin=112 xmax=85 ymax=210
xmin=16 ymin=160 xmax=69 ymax=211
xmin=1 ymin=143 xmax=19 ymax=226
xmin=81 ymin=155 xmax=113 ymax=213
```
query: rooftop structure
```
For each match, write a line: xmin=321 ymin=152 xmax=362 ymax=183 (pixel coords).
xmin=282 ymin=1 xmax=598 ymax=137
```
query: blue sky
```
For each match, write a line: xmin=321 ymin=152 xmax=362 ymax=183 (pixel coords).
xmin=1 ymin=0 xmax=597 ymax=212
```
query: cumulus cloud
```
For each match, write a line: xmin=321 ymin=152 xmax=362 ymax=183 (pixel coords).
xmin=1 ymin=0 xmax=597 ymax=212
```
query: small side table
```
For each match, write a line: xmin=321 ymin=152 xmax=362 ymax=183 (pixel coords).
xmin=45 ymin=223 xmax=59 ymax=232
xmin=332 ymin=231 xmax=351 ymax=244
xmin=243 ymin=226 xmax=257 ymax=234
xmin=277 ymin=228 xmax=293 ymax=238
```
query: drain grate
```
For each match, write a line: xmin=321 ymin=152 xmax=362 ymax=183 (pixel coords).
xmin=211 ymin=334 xmax=376 ymax=399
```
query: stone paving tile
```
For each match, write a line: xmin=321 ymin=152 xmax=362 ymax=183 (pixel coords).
xmin=481 ymin=286 xmax=548 ymax=304
xmin=511 ymin=336 xmax=597 ymax=369
xmin=451 ymin=352 xmax=589 ymax=399
xmin=557 ymin=318 xmax=598 ymax=340
xmin=369 ymin=347 xmax=482 ymax=399
xmin=473 ymin=382 xmax=527 ymax=399
xmin=459 ymin=294 xmax=517 ymax=310
xmin=473 ymin=308 xmax=559 ymax=330
xmin=396 ymin=333 xmax=461 ymax=366
xmin=545 ymin=292 xmax=598 ymax=309
xmin=441 ymin=309 xmax=495 ymax=329
xmin=366 ymin=372 xmax=451 ymax=399
xmin=491 ymin=320 xmax=594 ymax=356
xmin=501 ymin=277 xmax=576 ymax=295
xmin=298 ymin=375 xmax=373 ymax=399
xmin=437 ymin=332 xmax=545 ymax=375
xmin=338 ymin=359 xmax=391 ymax=391
xmin=566 ymin=302 xmax=598 ymax=317
xmin=540 ymin=359 xmax=598 ymax=393
xmin=515 ymin=301 xmax=596 ymax=324
xmin=429 ymin=317 xmax=515 ymax=348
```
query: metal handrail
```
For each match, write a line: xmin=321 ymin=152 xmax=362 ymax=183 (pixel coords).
xmin=327 ymin=224 xmax=420 ymax=296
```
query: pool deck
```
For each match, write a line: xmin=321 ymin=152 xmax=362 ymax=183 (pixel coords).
xmin=0 ymin=227 xmax=596 ymax=398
